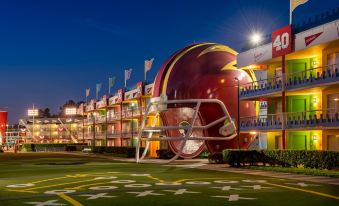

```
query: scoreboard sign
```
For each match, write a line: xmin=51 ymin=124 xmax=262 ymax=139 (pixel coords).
xmin=272 ymin=25 xmax=292 ymax=58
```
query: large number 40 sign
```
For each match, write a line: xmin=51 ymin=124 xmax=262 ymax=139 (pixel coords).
xmin=272 ymin=25 xmax=292 ymax=58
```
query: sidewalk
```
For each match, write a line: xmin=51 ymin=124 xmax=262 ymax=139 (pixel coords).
xmin=64 ymin=152 xmax=339 ymax=186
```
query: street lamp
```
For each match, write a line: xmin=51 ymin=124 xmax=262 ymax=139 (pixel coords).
xmin=27 ymin=105 xmax=39 ymax=142
xmin=234 ymin=73 xmax=245 ymax=149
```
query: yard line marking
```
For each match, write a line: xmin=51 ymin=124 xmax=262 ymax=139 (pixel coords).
xmin=31 ymin=177 xmax=68 ymax=184
xmin=6 ymin=189 xmax=39 ymax=194
xmin=24 ymin=179 xmax=98 ymax=191
xmin=67 ymin=182 xmax=112 ymax=190
xmin=147 ymin=175 xmax=165 ymax=182
xmin=175 ymin=178 xmax=230 ymax=183
xmin=31 ymin=172 xmax=109 ymax=184
xmin=57 ymin=193 xmax=84 ymax=206
xmin=263 ymin=182 xmax=339 ymax=200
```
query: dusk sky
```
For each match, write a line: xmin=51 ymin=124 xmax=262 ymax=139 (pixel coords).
xmin=0 ymin=0 xmax=337 ymax=123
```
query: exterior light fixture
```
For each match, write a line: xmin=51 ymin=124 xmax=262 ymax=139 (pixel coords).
xmin=250 ymin=32 xmax=262 ymax=45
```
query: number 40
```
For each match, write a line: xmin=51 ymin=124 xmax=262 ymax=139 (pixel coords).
xmin=273 ymin=32 xmax=289 ymax=51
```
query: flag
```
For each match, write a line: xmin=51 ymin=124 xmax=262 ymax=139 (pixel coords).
xmin=125 ymin=69 xmax=132 ymax=81
xmin=96 ymin=83 xmax=102 ymax=99
xmin=124 ymin=68 xmax=132 ymax=87
xmin=108 ymin=76 xmax=116 ymax=94
xmin=290 ymin=0 xmax=309 ymax=24
xmin=144 ymin=58 xmax=154 ymax=81
xmin=109 ymin=77 xmax=116 ymax=88
xmin=145 ymin=58 xmax=154 ymax=73
xmin=290 ymin=0 xmax=308 ymax=12
xmin=86 ymin=88 xmax=90 ymax=97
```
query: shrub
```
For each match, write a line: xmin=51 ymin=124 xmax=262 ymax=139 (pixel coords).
xmin=88 ymin=146 xmax=145 ymax=158
xmin=222 ymin=149 xmax=339 ymax=170
xmin=156 ymin=149 xmax=175 ymax=159
xmin=208 ymin=153 xmax=223 ymax=164
xmin=20 ymin=143 xmax=87 ymax=152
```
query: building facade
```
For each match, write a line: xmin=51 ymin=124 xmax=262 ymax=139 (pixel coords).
xmin=237 ymin=15 xmax=339 ymax=151
xmin=79 ymin=82 xmax=161 ymax=157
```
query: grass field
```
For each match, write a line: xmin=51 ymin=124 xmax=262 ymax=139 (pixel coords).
xmin=0 ymin=153 xmax=338 ymax=206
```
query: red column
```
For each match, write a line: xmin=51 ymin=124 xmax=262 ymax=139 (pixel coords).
xmin=0 ymin=111 xmax=8 ymax=145
xmin=282 ymin=55 xmax=286 ymax=149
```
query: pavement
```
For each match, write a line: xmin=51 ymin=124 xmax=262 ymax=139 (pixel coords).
xmin=65 ymin=152 xmax=339 ymax=186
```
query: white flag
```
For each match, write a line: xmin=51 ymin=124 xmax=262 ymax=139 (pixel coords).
xmin=145 ymin=58 xmax=154 ymax=73
xmin=124 ymin=68 xmax=132 ymax=87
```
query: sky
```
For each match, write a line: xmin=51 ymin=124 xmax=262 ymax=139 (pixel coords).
xmin=0 ymin=0 xmax=337 ymax=123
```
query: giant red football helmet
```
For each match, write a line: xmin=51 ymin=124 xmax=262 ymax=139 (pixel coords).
xmin=136 ymin=43 xmax=256 ymax=162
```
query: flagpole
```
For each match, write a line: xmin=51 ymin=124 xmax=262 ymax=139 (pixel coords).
xmin=108 ymin=78 xmax=111 ymax=95
xmin=289 ymin=0 xmax=292 ymax=25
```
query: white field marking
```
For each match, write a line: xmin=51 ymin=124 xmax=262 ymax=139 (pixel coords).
xmin=127 ymin=190 xmax=164 ymax=197
xmin=89 ymin=186 xmax=118 ymax=190
xmin=213 ymin=180 xmax=239 ymax=184
xmin=66 ymin=174 xmax=88 ymax=178
xmin=242 ymin=179 xmax=267 ymax=183
xmin=94 ymin=176 xmax=118 ymax=180
xmin=7 ymin=183 xmax=35 ymax=188
xmin=241 ymin=185 xmax=273 ymax=190
xmin=130 ymin=174 xmax=150 ymax=177
xmin=162 ymin=189 xmax=200 ymax=195
xmin=111 ymin=180 xmax=136 ymax=184
xmin=212 ymin=194 xmax=256 ymax=202
xmin=165 ymin=163 xmax=206 ymax=168
xmin=185 ymin=181 xmax=211 ymax=185
xmin=210 ymin=186 xmax=244 ymax=191
xmin=24 ymin=199 xmax=66 ymax=206
xmin=155 ymin=182 xmax=182 ymax=186
xmin=285 ymin=182 xmax=320 ymax=187
xmin=124 ymin=184 xmax=152 ymax=188
xmin=79 ymin=193 xmax=116 ymax=200
xmin=44 ymin=190 xmax=76 ymax=195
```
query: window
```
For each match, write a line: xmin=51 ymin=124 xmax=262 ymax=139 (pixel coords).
xmin=327 ymin=53 xmax=339 ymax=68
xmin=327 ymin=93 xmax=339 ymax=112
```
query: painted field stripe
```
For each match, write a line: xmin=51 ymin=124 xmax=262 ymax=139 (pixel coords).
xmin=6 ymin=189 xmax=38 ymax=194
xmin=263 ymin=182 xmax=339 ymax=200
xmin=147 ymin=176 xmax=165 ymax=182
xmin=31 ymin=176 xmax=68 ymax=184
xmin=24 ymin=179 xmax=98 ymax=191
xmin=58 ymin=193 xmax=84 ymax=206
xmin=66 ymin=182 xmax=110 ymax=190
xmin=175 ymin=178 xmax=230 ymax=183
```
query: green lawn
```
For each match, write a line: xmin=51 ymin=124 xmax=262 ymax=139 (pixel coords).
xmin=0 ymin=153 xmax=338 ymax=206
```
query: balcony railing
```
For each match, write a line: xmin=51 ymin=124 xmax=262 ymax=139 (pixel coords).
xmin=240 ymin=114 xmax=283 ymax=131
xmin=240 ymin=64 xmax=339 ymax=99
xmin=240 ymin=77 xmax=283 ymax=99
xmin=240 ymin=109 xmax=339 ymax=131
xmin=122 ymin=108 xmax=142 ymax=118
xmin=285 ymin=64 xmax=339 ymax=90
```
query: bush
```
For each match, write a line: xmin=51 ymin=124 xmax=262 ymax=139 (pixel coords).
xmin=222 ymin=149 xmax=339 ymax=170
xmin=20 ymin=143 xmax=87 ymax=152
xmin=208 ymin=153 xmax=223 ymax=164
xmin=89 ymin=146 xmax=145 ymax=158
xmin=156 ymin=149 xmax=175 ymax=159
